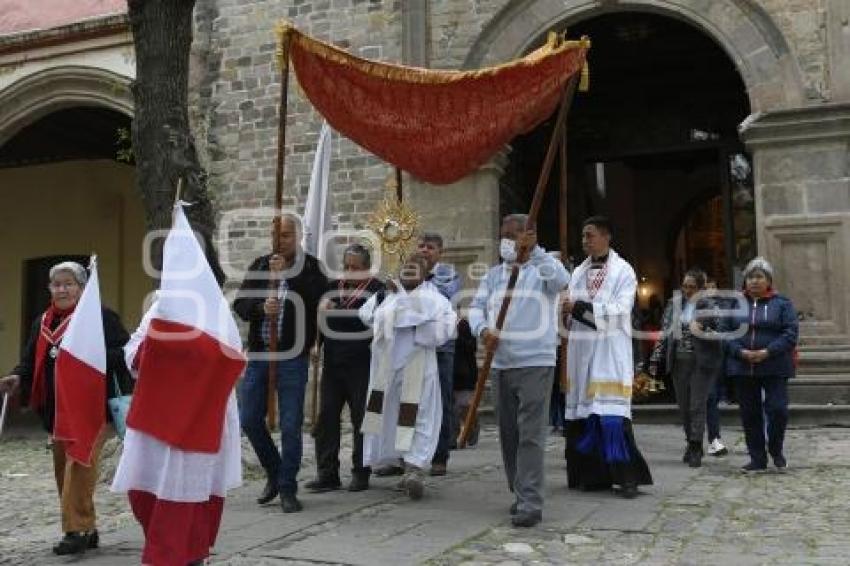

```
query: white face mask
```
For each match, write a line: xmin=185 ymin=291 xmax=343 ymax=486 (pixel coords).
xmin=499 ymin=238 xmax=517 ymax=263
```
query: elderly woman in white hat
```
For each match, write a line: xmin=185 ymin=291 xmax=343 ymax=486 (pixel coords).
xmin=0 ymin=261 xmax=130 ymax=556
xmin=725 ymin=257 xmax=798 ymax=473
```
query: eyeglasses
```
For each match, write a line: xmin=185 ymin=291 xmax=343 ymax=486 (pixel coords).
xmin=48 ymin=282 xmax=80 ymax=291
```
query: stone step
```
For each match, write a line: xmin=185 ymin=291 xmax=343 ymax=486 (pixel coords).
xmin=633 ymin=403 xmax=850 ymax=426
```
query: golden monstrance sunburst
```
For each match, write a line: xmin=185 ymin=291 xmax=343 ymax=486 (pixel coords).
xmin=366 ymin=174 xmax=419 ymax=275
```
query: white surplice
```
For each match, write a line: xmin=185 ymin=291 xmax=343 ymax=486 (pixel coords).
xmin=565 ymin=249 xmax=637 ymax=420
xmin=358 ymin=281 xmax=457 ymax=469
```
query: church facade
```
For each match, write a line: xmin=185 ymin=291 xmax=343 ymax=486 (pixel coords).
xmin=1 ymin=0 xmax=849 ymax=402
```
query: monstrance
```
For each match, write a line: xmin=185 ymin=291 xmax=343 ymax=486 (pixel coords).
xmin=366 ymin=173 xmax=419 ymax=276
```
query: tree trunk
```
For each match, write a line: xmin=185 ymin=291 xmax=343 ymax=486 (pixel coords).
xmin=127 ymin=0 xmax=221 ymax=280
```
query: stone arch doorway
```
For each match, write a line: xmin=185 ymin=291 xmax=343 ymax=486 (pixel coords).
xmin=465 ymin=0 xmax=806 ymax=113
xmin=500 ymin=11 xmax=756 ymax=305
xmin=0 ymin=67 xmax=148 ymax=395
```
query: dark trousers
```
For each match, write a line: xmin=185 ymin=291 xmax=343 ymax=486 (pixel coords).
xmin=313 ymin=358 xmax=371 ymax=479
xmin=705 ymin=370 xmax=725 ymax=442
xmin=239 ymin=356 xmax=309 ymax=495
xmin=737 ymin=375 xmax=789 ymax=465
xmin=432 ymin=350 xmax=454 ymax=465
xmin=672 ymin=352 xmax=715 ymax=444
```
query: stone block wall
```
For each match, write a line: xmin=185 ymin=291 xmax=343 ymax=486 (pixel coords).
xmin=190 ymin=0 xmax=402 ymax=279
xmin=429 ymin=0 xmax=506 ymax=69
xmin=758 ymin=0 xmax=829 ymax=101
xmin=187 ymin=0 xmax=845 ymax=282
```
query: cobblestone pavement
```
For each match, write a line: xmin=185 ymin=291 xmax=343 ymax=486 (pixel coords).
xmin=2 ymin=422 xmax=850 ymax=565
xmin=430 ymin=426 xmax=850 ymax=566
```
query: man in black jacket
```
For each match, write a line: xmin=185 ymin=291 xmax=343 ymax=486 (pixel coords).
xmin=306 ymin=243 xmax=384 ymax=493
xmin=233 ymin=215 xmax=328 ymax=513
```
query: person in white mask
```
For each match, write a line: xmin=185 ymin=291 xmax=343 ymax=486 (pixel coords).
xmin=468 ymin=213 xmax=570 ymax=528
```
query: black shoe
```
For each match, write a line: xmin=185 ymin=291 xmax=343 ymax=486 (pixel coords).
xmin=348 ymin=472 xmax=370 ymax=492
xmin=53 ymin=532 xmax=92 ymax=555
xmin=374 ymin=464 xmax=405 ymax=477
xmin=511 ymin=510 xmax=542 ymax=528
xmin=688 ymin=442 xmax=703 ymax=468
xmin=305 ymin=476 xmax=341 ymax=493
xmin=257 ymin=477 xmax=279 ymax=505
xmin=280 ymin=493 xmax=303 ymax=513
xmin=509 ymin=502 xmax=518 ymax=515
xmin=88 ymin=529 xmax=99 ymax=549
xmin=773 ymin=454 xmax=788 ymax=471
xmin=741 ymin=461 xmax=767 ymax=473
xmin=619 ymin=483 xmax=639 ymax=499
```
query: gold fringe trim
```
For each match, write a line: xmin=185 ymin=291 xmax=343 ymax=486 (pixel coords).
xmin=275 ymin=19 xmax=589 ymax=85
xmin=275 ymin=20 xmax=294 ymax=71
xmin=586 ymin=381 xmax=633 ymax=399
xmin=580 ymin=61 xmax=590 ymax=92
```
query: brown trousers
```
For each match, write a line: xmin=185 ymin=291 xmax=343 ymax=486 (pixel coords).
xmin=51 ymin=427 xmax=109 ymax=533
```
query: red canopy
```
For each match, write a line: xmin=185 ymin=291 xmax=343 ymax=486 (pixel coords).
xmin=279 ymin=25 xmax=589 ymax=185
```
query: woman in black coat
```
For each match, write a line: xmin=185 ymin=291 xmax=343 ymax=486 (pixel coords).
xmin=0 ymin=261 xmax=130 ymax=556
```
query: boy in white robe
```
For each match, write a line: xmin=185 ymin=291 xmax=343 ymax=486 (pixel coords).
xmin=563 ymin=216 xmax=652 ymax=498
xmin=359 ymin=254 xmax=457 ymax=500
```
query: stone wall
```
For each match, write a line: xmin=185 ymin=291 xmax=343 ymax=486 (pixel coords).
xmin=758 ymin=0 xmax=829 ymax=101
xmin=189 ymin=0 xmax=845 ymax=277
xmin=191 ymin=0 xmax=402 ymax=277
xmin=429 ymin=0 xmax=506 ymax=69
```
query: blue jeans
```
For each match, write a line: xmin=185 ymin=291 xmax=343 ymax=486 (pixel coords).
xmin=239 ymin=356 xmax=309 ymax=494
xmin=432 ymin=350 xmax=454 ymax=465
xmin=737 ymin=375 xmax=789 ymax=466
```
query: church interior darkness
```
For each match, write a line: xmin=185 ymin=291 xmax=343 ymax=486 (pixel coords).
xmin=502 ymin=11 xmax=755 ymax=306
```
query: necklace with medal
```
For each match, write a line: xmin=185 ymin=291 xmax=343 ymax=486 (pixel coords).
xmin=41 ymin=313 xmax=71 ymax=359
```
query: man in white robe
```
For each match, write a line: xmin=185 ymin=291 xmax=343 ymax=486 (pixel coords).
xmin=563 ymin=216 xmax=652 ymax=498
xmin=359 ymin=254 xmax=457 ymax=500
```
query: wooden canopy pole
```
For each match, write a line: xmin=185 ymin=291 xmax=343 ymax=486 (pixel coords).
xmin=458 ymin=74 xmax=579 ymax=448
xmin=266 ymin=49 xmax=292 ymax=431
xmin=558 ymin=120 xmax=570 ymax=393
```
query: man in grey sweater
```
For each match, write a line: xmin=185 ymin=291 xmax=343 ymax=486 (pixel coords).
xmin=468 ymin=214 xmax=570 ymax=528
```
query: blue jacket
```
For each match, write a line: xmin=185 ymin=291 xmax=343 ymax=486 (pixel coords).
xmin=725 ymin=292 xmax=798 ymax=378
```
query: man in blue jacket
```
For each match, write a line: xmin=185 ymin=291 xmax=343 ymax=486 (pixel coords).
xmin=469 ymin=214 xmax=569 ymax=527
xmin=725 ymin=257 xmax=798 ymax=472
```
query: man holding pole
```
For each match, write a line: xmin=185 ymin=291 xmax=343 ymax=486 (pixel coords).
xmin=468 ymin=213 xmax=570 ymax=528
xmin=234 ymin=215 xmax=327 ymax=513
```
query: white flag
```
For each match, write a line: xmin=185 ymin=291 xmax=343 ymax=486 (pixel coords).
xmin=302 ymin=121 xmax=333 ymax=262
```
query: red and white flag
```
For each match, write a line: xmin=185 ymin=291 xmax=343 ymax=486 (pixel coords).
xmin=126 ymin=204 xmax=246 ymax=453
xmin=54 ymin=257 xmax=105 ymax=466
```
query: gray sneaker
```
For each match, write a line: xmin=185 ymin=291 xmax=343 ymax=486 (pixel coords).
xmin=405 ymin=468 xmax=424 ymax=500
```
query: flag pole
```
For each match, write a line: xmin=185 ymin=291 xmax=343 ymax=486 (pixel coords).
xmin=458 ymin=74 xmax=579 ymax=448
xmin=558 ymin=118 xmax=569 ymax=394
xmin=267 ymin=40 xmax=292 ymax=431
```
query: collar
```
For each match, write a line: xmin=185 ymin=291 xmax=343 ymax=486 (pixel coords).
xmin=590 ymin=253 xmax=609 ymax=265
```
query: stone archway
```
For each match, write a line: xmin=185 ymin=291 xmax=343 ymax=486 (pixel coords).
xmin=461 ymin=0 xmax=850 ymax=401
xmin=0 ymin=66 xmax=147 ymax=386
xmin=464 ymin=0 xmax=807 ymax=113
xmin=0 ymin=65 xmax=133 ymax=146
